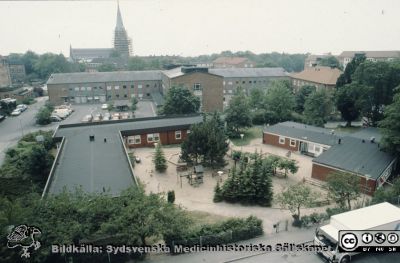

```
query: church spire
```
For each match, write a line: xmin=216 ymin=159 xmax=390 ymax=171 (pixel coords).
xmin=116 ymin=1 xmax=124 ymax=30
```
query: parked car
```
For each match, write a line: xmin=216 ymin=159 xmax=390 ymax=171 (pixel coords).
xmin=103 ymin=112 xmax=111 ymax=120
xmin=52 ymin=109 xmax=70 ymax=119
xmin=93 ymin=113 xmax=103 ymax=122
xmin=16 ymin=104 xmax=28 ymax=112
xmin=11 ymin=109 xmax=22 ymax=116
xmin=111 ymin=113 xmax=121 ymax=120
xmin=101 ymin=104 xmax=108 ymax=110
xmin=55 ymin=104 xmax=74 ymax=112
xmin=81 ymin=114 xmax=93 ymax=123
xmin=121 ymin=112 xmax=130 ymax=119
xmin=0 ymin=115 xmax=5 ymax=122
xmin=50 ymin=115 xmax=62 ymax=122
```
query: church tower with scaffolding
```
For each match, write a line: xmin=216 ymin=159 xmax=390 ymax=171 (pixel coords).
xmin=113 ymin=2 xmax=131 ymax=58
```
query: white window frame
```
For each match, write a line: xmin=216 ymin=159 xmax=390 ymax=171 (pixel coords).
xmin=175 ymin=130 xmax=182 ymax=140
xmin=75 ymin=87 xmax=79 ymax=91
xmin=128 ymin=135 xmax=141 ymax=145
xmin=193 ymin=83 xmax=202 ymax=91
xmin=187 ymin=130 xmax=191 ymax=134
xmin=147 ymin=133 xmax=160 ymax=143
xmin=80 ymin=87 xmax=86 ymax=91
xmin=138 ymin=84 xmax=142 ymax=89
xmin=290 ymin=139 xmax=296 ymax=147
xmin=114 ymin=86 xmax=119 ymax=90
xmin=87 ymin=87 xmax=92 ymax=91
xmin=106 ymin=86 xmax=111 ymax=90
xmin=279 ymin=136 xmax=285 ymax=144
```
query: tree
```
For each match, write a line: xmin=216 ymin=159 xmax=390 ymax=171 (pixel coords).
xmin=372 ymin=178 xmax=400 ymax=204
xmin=153 ymin=143 xmax=167 ymax=172
xmin=131 ymin=97 xmax=138 ymax=112
xmin=33 ymin=53 xmax=72 ymax=79
xmin=336 ymin=53 xmax=366 ymax=88
xmin=276 ymin=183 xmax=316 ymax=221
xmin=264 ymin=80 xmax=295 ymax=123
xmin=217 ymin=152 xmax=273 ymax=206
xmin=353 ymin=60 xmax=400 ymax=126
xmin=181 ymin=112 xmax=228 ymax=167
xmin=249 ymin=87 xmax=265 ymax=109
xmin=294 ymin=85 xmax=315 ymax=113
xmin=97 ymin=63 xmax=117 ymax=72
xmin=225 ymin=88 xmax=252 ymax=136
xmin=277 ymin=158 xmax=299 ymax=177
xmin=303 ymin=89 xmax=333 ymax=127
xmin=336 ymin=83 xmax=370 ymax=127
xmin=161 ymin=86 xmax=200 ymax=115
xmin=35 ymin=106 xmax=52 ymax=125
xmin=167 ymin=190 xmax=175 ymax=203
xmin=319 ymin=56 xmax=341 ymax=69
xmin=380 ymin=91 xmax=400 ymax=157
xmin=326 ymin=171 xmax=361 ymax=210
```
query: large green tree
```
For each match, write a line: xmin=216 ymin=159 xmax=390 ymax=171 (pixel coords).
xmin=303 ymin=89 xmax=333 ymax=127
xmin=264 ymin=80 xmax=295 ymax=123
xmin=161 ymin=86 xmax=200 ymax=115
xmin=326 ymin=171 xmax=361 ymax=210
xmin=319 ymin=56 xmax=341 ymax=69
xmin=181 ymin=112 xmax=228 ymax=167
xmin=336 ymin=83 xmax=370 ymax=127
xmin=380 ymin=91 xmax=400 ymax=157
xmin=294 ymin=85 xmax=315 ymax=113
xmin=336 ymin=53 xmax=366 ymax=87
xmin=153 ymin=143 xmax=167 ymax=172
xmin=225 ymin=89 xmax=252 ymax=136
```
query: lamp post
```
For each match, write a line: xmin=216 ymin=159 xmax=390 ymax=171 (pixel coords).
xmin=240 ymin=133 xmax=244 ymax=152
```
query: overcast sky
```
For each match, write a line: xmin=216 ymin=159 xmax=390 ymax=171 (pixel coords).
xmin=0 ymin=0 xmax=399 ymax=57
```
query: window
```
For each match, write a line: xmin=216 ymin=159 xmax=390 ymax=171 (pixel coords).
xmin=146 ymin=84 xmax=150 ymax=88
xmin=228 ymin=81 xmax=233 ymax=85
xmin=106 ymin=86 xmax=111 ymax=90
xmin=80 ymin=87 xmax=86 ymax=91
xmin=116 ymin=94 xmax=120 ymax=98
xmin=228 ymin=90 xmax=233 ymax=94
xmin=123 ymin=85 xmax=127 ymax=89
xmin=147 ymin=133 xmax=160 ymax=143
xmin=290 ymin=139 xmax=296 ymax=147
xmin=193 ymin=83 xmax=202 ymax=91
xmin=242 ymin=81 xmax=245 ymax=84
xmin=175 ymin=130 xmax=181 ymax=140
xmin=115 ymin=86 xmax=119 ymax=90
xmin=75 ymin=87 xmax=79 ymax=91
xmin=87 ymin=87 xmax=92 ymax=91
xmin=187 ymin=130 xmax=191 ymax=134
xmin=124 ymin=94 xmax=127 ymax=98
xmin=128 ymin=135 xmax=141 ymax=144
xmin=138 ymin=84 xmax=142 ymax=89
xmin=314 ymin=145 xmax=321 ymax=153
xmin=249 ymin=81 xmax=252 ymax=84
xmin=93 ymin=87 xmax=97 ymax=90
xmin=131 ymin=85 xmax=134 ymax=89
xmin=236 ymin=81 xmax=239 ymax=84
xmin=279 ymin=136 xmax=285 ymax=144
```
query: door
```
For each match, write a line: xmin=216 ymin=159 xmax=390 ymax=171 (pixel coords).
xmin=81 ymin=96 xmax=87 ymax=104
xmin=99 ymin=95 xmax=106 ymax=103
xmin=75 ymin=96 xmax=81 ymax=104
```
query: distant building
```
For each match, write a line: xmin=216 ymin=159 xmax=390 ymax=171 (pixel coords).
xmin=7 ymin=62 xmax=26 ymax=84
xmin=161 ymin=67 xmax=224 ymax=112
xmin=213 ymin=57 xmax=255 ymax=68
xmin=304 ymin=54 xmax=333 ymax=68
xmin=208 ymin=67 xmax=288 ymax=107
xmin=290 ymin=66 xmax=342 ymax=92
xmin=70 ymin=2 xmax=131 ymax=64
xmin=47 ymin=71 xmax=161 ymax=105
xmin=338 ymin=51 xmax=400 ymax=69
xmin=0 ymin=56 xmax=11 ymax=88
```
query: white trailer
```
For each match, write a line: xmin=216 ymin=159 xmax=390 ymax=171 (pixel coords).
xmin=314 ymin=202 xmax=400 ymax=263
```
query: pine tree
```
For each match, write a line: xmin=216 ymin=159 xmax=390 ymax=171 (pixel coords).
xmin=153 ymin=143 xmax=167 ymax=172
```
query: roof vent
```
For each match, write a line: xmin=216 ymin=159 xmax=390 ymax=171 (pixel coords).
xmin=362 ymin=139 xmax=365 ymax=143
xmin=370 ymin=137 xmax=375 ymax=143
xmin=89 ymin=135 xmax=95 ymax=142
xmin=338 ymin=138 xmax=342 ymax=144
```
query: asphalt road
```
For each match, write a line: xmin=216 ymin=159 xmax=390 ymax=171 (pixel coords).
xmin=144 ymin=228 xmax=398 ymax=263
xmin=0 ymin=99 xmax=157 ymax=165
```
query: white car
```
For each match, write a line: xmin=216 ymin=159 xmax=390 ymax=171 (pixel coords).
xmin=16 ymin=104 xmax=28 ymax=112
xmin=101 ymin=104 xmax=108 ymax=110
xmin=81 ymin=114 xmax=93 ymax=123
xmin=103 ymin=112 xmax=111 ymax=120
xmin=11 ymin=109 xmax=22 ymax=116
xmin=50 ymin=115 xmax=62 ymax=122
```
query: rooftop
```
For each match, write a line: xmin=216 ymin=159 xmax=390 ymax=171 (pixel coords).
xmin=264 ymin=121 xmax=343 ymax=146
xmin=338 ymin=50 xmax=400 ymax=58
xmin=209 ymin=67 xmax=287 ymax=78
xmin=70 ymin=48 xmax=114 ymax=60
xmin=290 ymin=66 xmax=342 ymax=85
xmin=48 ymin=115 xmax=202 ymax=195
xmin=313 ymin=133 xmax=394 ymax=180
xmin=47 ymin=70 xmax=162 ymax=85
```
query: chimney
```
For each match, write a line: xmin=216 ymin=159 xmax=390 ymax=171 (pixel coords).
xmin=338 ymin=138 xmax=341 ymax=144
xmin=89 ymin=135 xmax=95 ymax=141
xmin=362 ymin=139 xmax=365 ymax=143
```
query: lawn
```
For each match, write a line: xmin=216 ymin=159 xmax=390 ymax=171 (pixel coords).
xmin=230 ymin=126 xmax=263 ymax=146
xmin=186 ymin=210 xmax=229 ymax=227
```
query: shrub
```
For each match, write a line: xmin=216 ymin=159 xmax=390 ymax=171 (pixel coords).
xmin=326 ymin=207 xmax=349 ymax=218
xmin=167 ymin=190 xmax=175 ymax=204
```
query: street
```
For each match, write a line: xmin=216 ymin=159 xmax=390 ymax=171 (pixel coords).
xmin=144 ymin=228 xmax=398 ymax=263
xmin=0 ymin=98 xmax=157 ymax=165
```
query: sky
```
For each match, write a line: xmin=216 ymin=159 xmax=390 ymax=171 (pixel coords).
xmin=0 ymin=0 xmax=399 ymax=57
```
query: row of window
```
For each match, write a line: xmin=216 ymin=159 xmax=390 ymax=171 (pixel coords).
xmin=127 ymin=131 xmax=184 ymax=144
xmin=223 ymin=79 xmax=269 ymax=86
xmin=70 ymin=84 xmax=159 ymax=91
xmin=279 ymin=136 xmax=296 ymax=147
